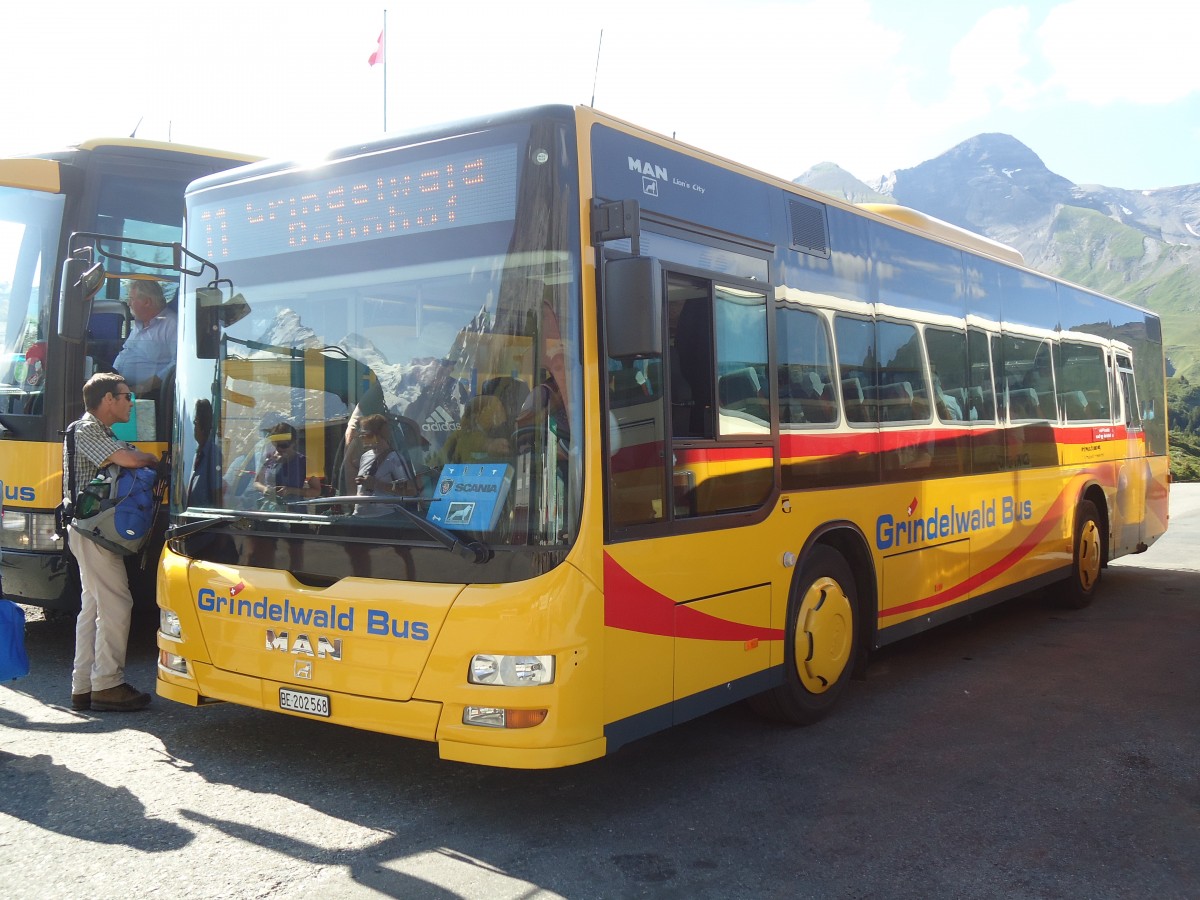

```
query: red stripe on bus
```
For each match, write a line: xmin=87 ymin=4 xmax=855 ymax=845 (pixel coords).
xmin=675 ymin=446 xmax=772 ymax=464
xmin=604 ymin=553 xmax=785 ymax=642
xmin=616 ymin=424 xmax=1130 ymax=471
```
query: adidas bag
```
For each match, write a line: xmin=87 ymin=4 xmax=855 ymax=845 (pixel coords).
xmin=73 ymin=465 xmax=158 ymax=556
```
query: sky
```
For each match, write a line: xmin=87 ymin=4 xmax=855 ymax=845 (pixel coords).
xmin=2 ymin=0 xmax=1198 ymax=189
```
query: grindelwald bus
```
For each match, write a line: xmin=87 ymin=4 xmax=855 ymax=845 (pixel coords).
xmin=0 ymin=139 xmax=255 ymax=614
xmin=148 ymin=106 xmax=1168 ymax=768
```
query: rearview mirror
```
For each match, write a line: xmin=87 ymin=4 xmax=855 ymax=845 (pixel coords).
xmin=196 ymin=286 xmax=251 ymax=358
xmin=57 ymin=253 xmax=105 ymax=343
xmin=604 ymin=256 xmax=662 ymax=359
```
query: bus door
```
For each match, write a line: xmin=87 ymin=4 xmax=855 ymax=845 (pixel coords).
xmin=602 ymin=254 xmax=777 ymax=711
xmin=1113 ymin=353 xmax=1146 ymax=555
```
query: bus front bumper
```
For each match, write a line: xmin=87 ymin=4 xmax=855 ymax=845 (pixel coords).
xmin=0 ymin=549 xmax=79 ymax=611
xmin=158 ymin=660 xmax=608 ymax=769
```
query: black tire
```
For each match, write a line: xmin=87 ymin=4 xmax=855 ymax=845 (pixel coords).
xmin=750 ymin=545 xmax=858 ymax=725
xmin=1060 ymin=498 xmax=1103 ymax=608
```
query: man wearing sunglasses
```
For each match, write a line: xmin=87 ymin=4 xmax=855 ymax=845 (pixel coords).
xmin=62 ymin=373 xmax=160 ymax=713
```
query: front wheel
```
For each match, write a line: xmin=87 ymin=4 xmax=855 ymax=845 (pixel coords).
xmin=750 ymin=545 xmax=859 ymax=725
xmin=1060 ymin=499 xmax=1103 ymax=608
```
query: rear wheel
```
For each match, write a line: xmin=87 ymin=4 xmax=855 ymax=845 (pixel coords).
xmin=751 ymin=545 xmax=858 ymax=725
xmin=1060 ymin=499 xmax=1103 ymax=608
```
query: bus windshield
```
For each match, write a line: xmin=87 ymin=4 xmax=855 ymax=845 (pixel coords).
xmin=174 ymin=122 xmax=582 ymax=555
xmin=0 ymin=186 xmax=63 ymax=417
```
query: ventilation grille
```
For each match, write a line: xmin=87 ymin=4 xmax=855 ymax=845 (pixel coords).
xmin=788 ymin=196 xmax=830 ymax=258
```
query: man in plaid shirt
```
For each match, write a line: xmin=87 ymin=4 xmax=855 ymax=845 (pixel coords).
xmin=63 ymin=373 xmax=160 ymax=712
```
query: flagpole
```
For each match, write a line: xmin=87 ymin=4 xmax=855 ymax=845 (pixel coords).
xmin=381 ymin=9 xmax=388 ymax=132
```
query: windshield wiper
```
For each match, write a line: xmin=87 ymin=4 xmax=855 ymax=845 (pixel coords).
xmin=289 ymin=495 xmax=493 ymax=564
xmin=165 ymin=512 xmax=248 ymax=540
xmin=165 ymin=507 xmax=328 ymax=540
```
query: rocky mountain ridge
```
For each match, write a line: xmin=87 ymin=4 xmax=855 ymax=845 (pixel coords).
xmin=795 ymin=135 xmax=1200 ymax=378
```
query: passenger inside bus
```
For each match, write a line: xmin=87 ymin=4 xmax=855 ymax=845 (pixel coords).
xmin=252 ymin=422 xmax=320 ymax=509
xmin=353 ymin=413 xmax=416 ymax=514
xmin=112 ymin=280 xmax=175 ymax=397
xmin=444 ymin=394 xmax=512 ymax=464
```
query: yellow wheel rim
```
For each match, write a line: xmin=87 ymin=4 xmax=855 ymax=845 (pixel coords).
xmin=1078 ymin=518 xmax=1101 ymax=592
xmin=795 ymin=575 xmax=853 ymax=693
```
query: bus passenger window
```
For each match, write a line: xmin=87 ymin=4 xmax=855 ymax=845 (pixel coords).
xmin=835 ymin=316 xmax=877 ymax=424
xmin=1055 ymin=341 xmax=1109 ymax=422
xmin=967 ymin=328 xmax=997 ymax=423
xmin=669 ymin=286 xmax=714 ymax=439
xmin=714 ymin=284 xmax=768 ymax=435
xmin=777 ymin=306 xmax=836 ymax=427
xmin=925 ymin=327 xmax=971 ymax=422
xmin=875 ymin=320 xmax=927 ymax=423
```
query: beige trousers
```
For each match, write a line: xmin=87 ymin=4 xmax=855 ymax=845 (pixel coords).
xmin=68 ymin=526 xmax=134 ymax=694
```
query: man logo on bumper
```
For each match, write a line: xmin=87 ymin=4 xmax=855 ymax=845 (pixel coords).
xmin=266 ymin=630 xmax=342 ymax=661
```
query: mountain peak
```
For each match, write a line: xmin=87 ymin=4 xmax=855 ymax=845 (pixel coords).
xmin=935 ymin=133 xmax=1048 ymax=174
xmin=888 ymin=133 xmax=1075 ymax=234
xmin=793 ymin=162 xmax=892 ymax=204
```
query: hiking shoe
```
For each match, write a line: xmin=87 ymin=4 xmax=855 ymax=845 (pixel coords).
xmin=71 ymin=692 xmax=91 ymax=711
xmin=90 ymin=683 xmax=151 ymax=712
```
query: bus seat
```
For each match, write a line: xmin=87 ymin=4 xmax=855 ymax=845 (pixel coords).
xmin=782 ymin=369 xmax=825 ymax=400
xmin=841 ymin=376 xmax=870 ymax=422
xmin=1084 ymin=390 xmax=1109 ymax=418
xmin=87 ymin=304 xmax=129 ymax=370
xmin=718 ymin=367 xmax=761 ymax=408
xmin=1008 ymin=387 xmax=1040 ymax=419
xmin=876 ymin=381 xmax=914 ymax=422
xmin=968 ymin=385 xmax=991 ymax=421
xmin=1037 ymin=391 xmax=1058 ymax=419
xmin=942 ymin=387 xmax=968 ymax=421
xmin=481 ymin=375 xmax=530 ymax=421
xmin=609 ymin=368 xmax=648 ymax=405
xmin=1059 ymin=390 xmax=1088 ymax=421
xmin=88 ymin=311 xmax=125 ymax=340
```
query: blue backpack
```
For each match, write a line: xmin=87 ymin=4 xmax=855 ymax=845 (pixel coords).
xmin=73 ymin=465 xmax=159 ymax=556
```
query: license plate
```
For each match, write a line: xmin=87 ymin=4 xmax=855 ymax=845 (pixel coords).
xmin=279 ymin=688 xmax=330 ymax=718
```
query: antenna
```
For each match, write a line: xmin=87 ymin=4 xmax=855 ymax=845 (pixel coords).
xmin=129 ymin=116 xmax=143 ymax=138
xmin=590 ymin=29 xmax=604 ymax=107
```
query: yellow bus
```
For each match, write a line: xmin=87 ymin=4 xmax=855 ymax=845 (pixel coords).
xmin=152 ymin=106 xmax=1168 ymax=768
xmin=0 ymin=139 xmax=256 ymax=614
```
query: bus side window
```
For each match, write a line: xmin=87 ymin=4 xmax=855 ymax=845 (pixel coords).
xmin=777 ymin=305 xmax=836 ymax=428
xmin=1117 ymin=355 xmax=1139 ymax=428
xmin=669 ymin=290 xmax=714 ymax=439
xmin=834 ymin=315 xmax=877 ymax=424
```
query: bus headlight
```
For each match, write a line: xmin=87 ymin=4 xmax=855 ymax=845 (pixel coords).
xmin=159 ymin=650 xmax=189 ymax=675
xmin=468 ymin=654 xmax=555 ymax=686
xmin=160 ymin=609 xmax=183 ymax=639
xmin=0 ymin=511 xmax=63 ymax=552
xmin=462 ymin=707 xmax=548 ymax=729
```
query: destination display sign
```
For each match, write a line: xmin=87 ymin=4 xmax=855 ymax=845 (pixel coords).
xmin=191 ymin=143 xmax=520 ymax=263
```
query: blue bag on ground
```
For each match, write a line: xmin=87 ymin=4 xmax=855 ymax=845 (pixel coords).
xmin=73 ymin=465 xmax=158 ymax=556
xmin=0 ymin=599 xmax=30 ymax=681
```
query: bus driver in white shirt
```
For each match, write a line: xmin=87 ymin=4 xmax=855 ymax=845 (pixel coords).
xmin=113 ymin=281 xmax=176 ymax=396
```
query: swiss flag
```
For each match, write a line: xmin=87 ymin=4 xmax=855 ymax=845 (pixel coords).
xmin=368 ymin=30 xmax=384 ymax=67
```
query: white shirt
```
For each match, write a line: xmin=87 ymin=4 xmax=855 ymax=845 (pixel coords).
xmin=113 ymin=312 xmax=177 ymax=389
